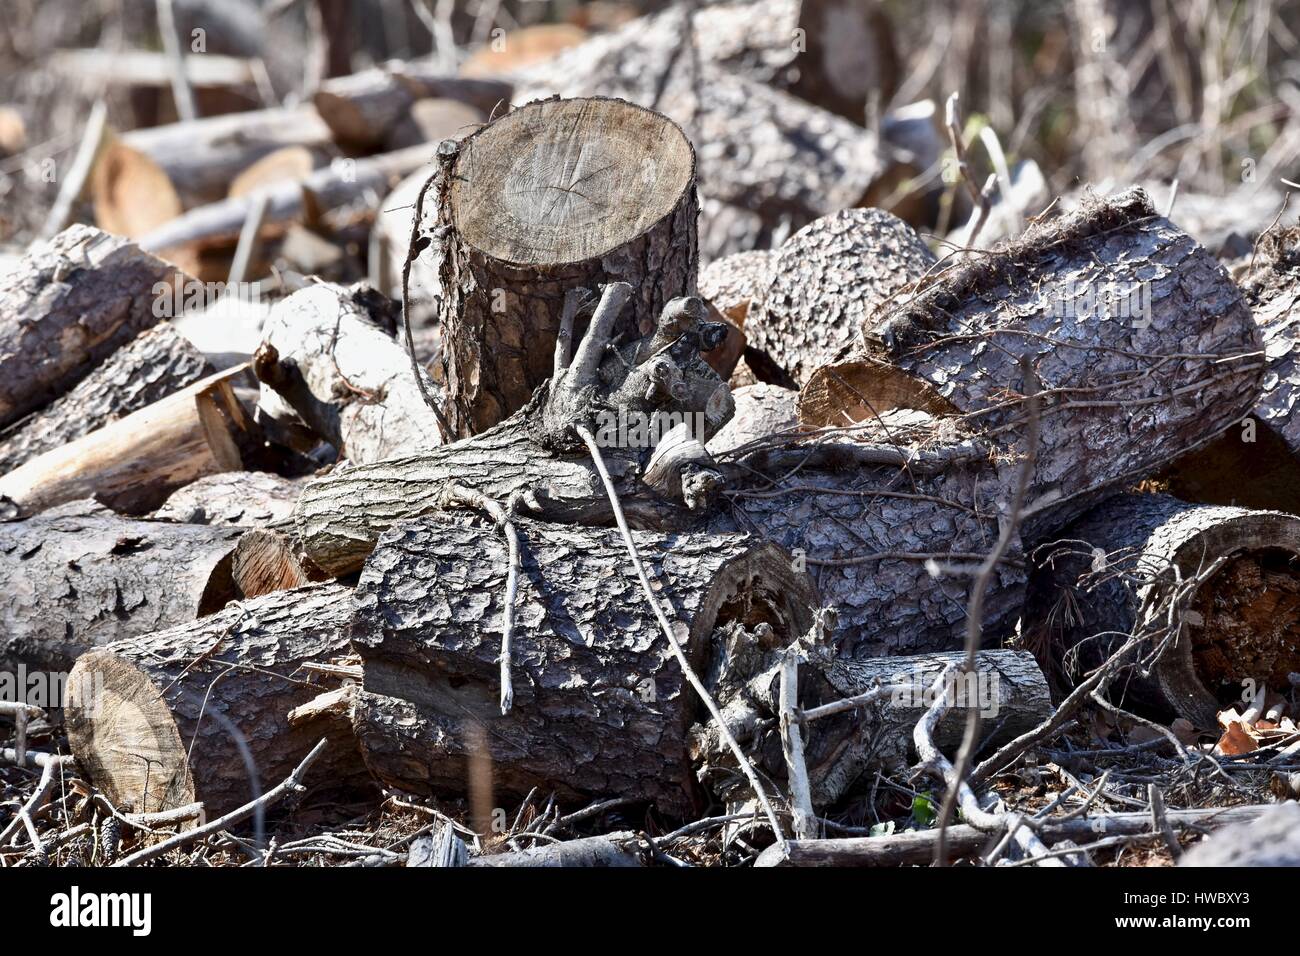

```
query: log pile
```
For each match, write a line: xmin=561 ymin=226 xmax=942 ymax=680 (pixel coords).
xmin=5 ymin=2 xmax=1300 ymax=872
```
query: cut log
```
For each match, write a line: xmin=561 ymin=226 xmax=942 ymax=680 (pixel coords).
xmin=426 ymin=96 xmax=698 ymax=436
xmin=693 ymin=643 xmax=1050 ymax=808
xmin=745 ymin=208 xmax=937 ymax=388
xmin=0 ymin=501 xmax=244 ymax=673
xmin=253 ymin=282 xmax=445 ymax=462
xmin=312 ymin=63 xmax=510 ymax=148
xmin=705 ymin=383 xmax=797 ymax=457
xmin=137 ymin=146 xmax=432 ymax=260
xmin=0 ymin=226 xmax=186 ymax=430
xmin=0 ymin=323 xmax=211 ymax=475
xmin=290 ymin=285 xmax=733 ymax=576
xmin=152 ymin=471 xmax=303 ymax=526
xmin=227 ymin=146 xmax=331 ymax=198
xmin=821 ymin=187 xmax=1263 ymax=543
xmin=350 ymin=513 xmax=817 ymax=817
xmin=65 ymin=582 xmax=371 ymax=816
xmin=699 ymin=250 xmax=775 ymax=328
xmin=230 ymin=524 xmax=326 ymax=599
xmin=707 ymin=409 xmax=1023 ymax=658
xmin=1024 ymin=492 xmax=1300 ymax=727
xmin=0 ymin=367 xmax=254 ymax=518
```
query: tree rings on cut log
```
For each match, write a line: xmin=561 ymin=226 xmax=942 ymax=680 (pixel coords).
xmin=432 ymin=96 xmax=698 ymax=435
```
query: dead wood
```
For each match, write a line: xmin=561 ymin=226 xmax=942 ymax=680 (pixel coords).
xmin=152 ymin=471 xmax=303 ymax=527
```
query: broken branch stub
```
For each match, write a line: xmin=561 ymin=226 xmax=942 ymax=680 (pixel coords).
xmin=428 ymin=95 xmax=699 ymax=436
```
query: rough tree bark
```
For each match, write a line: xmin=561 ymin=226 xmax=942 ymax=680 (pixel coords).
xmin=65 ymin=583 xmax=371 ymax=816
xmin=745 ymin=208 xmax=937 ymax=388
xmin=0 ymin=323 xmax=211 ymax=475
xmin=818 ymin=188 xmax=1263 ymax=543
xmin=349 ymin=513 xmax=817 ymax=817
xmin=152 ymin=471 xmax=303 ymax=526
xmin=428 ymin=96 xmax=699 ymax=436
xmin=289 ymin=285 xmax=733 ymax=576
xmin=0 ymin=225 xmax=186 ymax=430
xmin=699 ymin=249 xmax=776 ymax=328
xmin=1024 ymin=492 xmax=1300 ymax=727
xmin=0 ymin=501 xmax=244 ymax=673
xmin=0 ymin=367 xmax=254 ymax=518
xmin=705 ymin=383 xmax=796 ymax=456
xmin=253 ymin=282 xmax=445 ymax=462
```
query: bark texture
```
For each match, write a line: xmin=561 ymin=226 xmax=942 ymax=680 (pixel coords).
xmin=1238 ymin=226 xmax=1300 ymax=454
xmin=350 ymin=513 xmax=817 ymax=816
xmin=853 ymin=188 xmax=1263 ymax=542
xmin=0 ymin=323 xmax=211 ymax=475
xmin=746 ymin=208 xmax=937 ymax=388
xmin=65 ymin=583 xmax=371 ymax=816
xmin=1024 ymin=492 xmax=1300 ymax=727
xmin=152 ymin=470 xmax=303 ymax=526
xmin=0 ymin=225 xmax=185 ymax=430
xmin=705 ymin=383 xmax=796 ymax=457
xmin=0 ymin=501 xmax=244 ymax=673
xmin=254 ymin=283 xmax=445 ymax=462
xmin=428 ymin=96 xmax=699 ymax=436
xmin=699 ymin=250 xmax=775 ymax=327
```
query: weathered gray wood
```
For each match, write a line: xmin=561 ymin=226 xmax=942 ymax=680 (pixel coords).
xmin=65 ymin=583 xmax=371 ymax=816
xmin=254 ymin=282 xmax=446 ymax=462
xmin=152 ymin=471 xmax=302 ymax=526
xmin=0 ymin=501 xmax=244 ymax=673
xmin=0 ymin=324 xmax=211 ymax=475
xmin=428 ymin=96 xmax=699 ymax=436
xmin=0 ymin=226 xmax=186 ymax=430
xmin=746 ymin=208 xmax=937 ymax=388
xmin=469 ymin=832 xmax=644 ymax=867
xmin=1025 ymin=492 xmax=1300 ymax=726
xmin=1179 ymin=802 xmax=1300 ymax=866
xmin=705 ymin=383 xmax=796 ymax=456
xmin=350 ymin=513 xmax=817 ymax=816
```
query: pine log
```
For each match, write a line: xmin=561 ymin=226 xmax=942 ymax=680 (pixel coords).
xmin=814 ymin=188 xmax=1264 ymax=543
xmin=0 ymin=226 xmax=186 ymax=430
xmin=0 ymin=323 xmax=211 ymax=475
xmin=253 ymin=283 xmax=445 ymax=462
xmin=0 ymin=501 xmax=244 ymax=673
xmin=427 ymin=96 xmax=699 ymax=436
xmin=136 ymin=146 xmax=432 ymax=259
xmin=290 ymin=285 xmax=733 ymax=576
xmin=516 ymin=50 xmax=882 ymax=263
xmin=152 ymin=471 xmax=302 ymax=526
xmin=0 ymin=367 xmax=254 ymax=518
xmin=65 ymin=583 xmax=372 ymax=816
xmin=350 ymin=513 xmax=818 ymax=816
xmin=1024 ymin=492 xmax=1300 ymax=726
xmin=312 ymin=63 xmax=510 ymax=148
xmin=745 ymin=208 xmax=937 ymax=388
xmin=707 ymin=409 xmax=1024 ymax=658
xmin=705 ymin=383 xmax=796 ymax=456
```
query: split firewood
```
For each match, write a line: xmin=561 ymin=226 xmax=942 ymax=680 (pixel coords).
xmin=152 ymin=471 xmax=303 ymax=527
xmin=699 ymin=250 xmax=775 ymax=328
xmin=425 ymin=96 xmax=699 ymax=436
xmin=0 ymin=367 xmax=255 ymax=518
xmin=253 ymin=282 xmax=446 ymax=462
xmin=1024 ymin=492 xmax=1300 ymax=727
xmin=312 ymin=63 xmax=510 ymax=149
xmin=705 ymin=383 xmax=796 ymax=457
xmin=65 ymin=582 xmax=373 ymax=816
xmin=136 ymin=145 xmax=432 ymax=264
xmin=349 ymin=511 xmax=817 ymax=817
xmin=0 ymin=225 xmax=187 ymax=430
xmin=0 ymin=500 xmax=244 ymax=673
xmin=0 ymin=323 xmax=211 ymax=475
xmin=809 ymin=187 xmax=1263 ymax=544
xmin=289 ymin=282 xmax=733 ymax=576
xmin=745 ymin=208 xmax=937 ymax=388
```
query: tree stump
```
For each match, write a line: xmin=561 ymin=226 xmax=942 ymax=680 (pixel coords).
xmin=429 ymin=96 xmax=699 ymax=436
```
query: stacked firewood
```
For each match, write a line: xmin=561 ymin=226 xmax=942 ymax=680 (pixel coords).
xmin=2 ymin=0 xmax=1299 ymax=868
